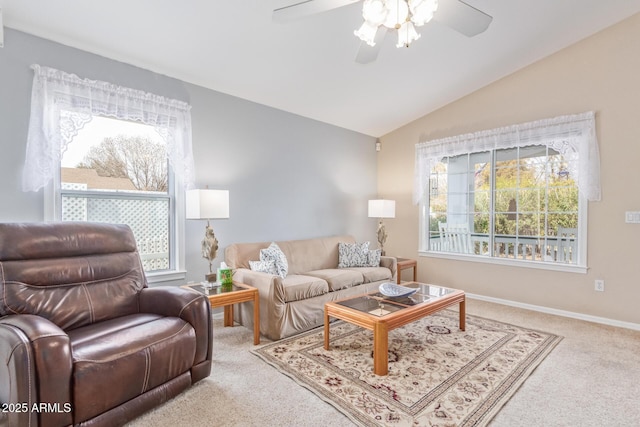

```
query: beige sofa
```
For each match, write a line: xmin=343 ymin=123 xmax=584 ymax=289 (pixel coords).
xmin=225 ymin=235 xmax=397 ymax=340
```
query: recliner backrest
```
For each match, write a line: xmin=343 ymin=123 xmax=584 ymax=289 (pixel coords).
xmin=0 ymin=222 xmax=147 ymax=330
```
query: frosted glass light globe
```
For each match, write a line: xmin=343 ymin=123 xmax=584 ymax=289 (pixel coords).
xmin=409 ymin=0 xmax=438 ymax=26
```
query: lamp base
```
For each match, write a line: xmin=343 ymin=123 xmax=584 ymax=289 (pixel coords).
xmin=205 ymin=272 xmax=217 ymax=282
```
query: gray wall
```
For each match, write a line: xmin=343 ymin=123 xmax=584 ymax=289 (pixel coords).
xmin=0 ymin=29 xmax=379 ymax=284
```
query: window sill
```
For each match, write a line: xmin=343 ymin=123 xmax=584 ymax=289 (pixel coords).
xmin=419 ymin=251 xmax=588 ymax=274
xmin=145 ymin=269 xmax=187 ymax=285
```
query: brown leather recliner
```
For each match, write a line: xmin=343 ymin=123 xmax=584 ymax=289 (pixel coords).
xmin=0 ymin=222 xmax=212 ymax=427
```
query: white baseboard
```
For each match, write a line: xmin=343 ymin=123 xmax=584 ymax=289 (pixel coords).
xmin=467 ymin=293 xmax=640 ymax=331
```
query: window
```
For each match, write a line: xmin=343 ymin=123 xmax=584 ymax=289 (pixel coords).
xmin=59 ymin=116 xmax=173 ymax=273
xmin=23 ymin=65 xmax=196 ymax=282
xmin=414 ymin=112 xmax=600 ymax=271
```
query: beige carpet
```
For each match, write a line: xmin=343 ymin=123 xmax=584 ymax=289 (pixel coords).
xmin=251 ymin=310 xmax=561 ymax=426
xmin=127 ymin=299 xmax=640 ymax=427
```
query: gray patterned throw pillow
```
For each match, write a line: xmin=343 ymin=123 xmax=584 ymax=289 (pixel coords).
xmin=366 ymin=248 xmax=382 ymax=267
xmin=249 ymin=259 xmax=278 ymax=275
xmin=338 ymin=241 xmax=370 ymax=268
xmin=260 ymin=242 xmax=288 ymax=278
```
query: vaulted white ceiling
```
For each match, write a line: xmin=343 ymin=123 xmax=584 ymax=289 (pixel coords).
xmin=2 ymin=1 xmax=640 ymax=136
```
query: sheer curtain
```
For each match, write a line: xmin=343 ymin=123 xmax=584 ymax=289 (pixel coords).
xmin=22 ymin=64 xmax=196 ymax=192
xmin=413 ymin=111 xmax=600 ymax=204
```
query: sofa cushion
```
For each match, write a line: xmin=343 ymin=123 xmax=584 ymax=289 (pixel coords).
xmin=69 ymin=314 xmax=196 ymax=423
xmin=338 ymin=241 xmax=370 ymax=268
xmin=347 ymin=266 xmax=393 ymax=283
xmin=305 ymin=269 xmax=364 ymax=291
xmin=260 ymin=242 xmax=288 ymax=278
xmin=281 ymin=274 xmax=329 ymax=303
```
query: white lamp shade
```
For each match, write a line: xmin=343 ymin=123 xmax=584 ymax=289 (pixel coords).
xmin=368 ymin=199 xmax=396 ymax=218
xmin=186 ymin=189 xmax=229 ymax=219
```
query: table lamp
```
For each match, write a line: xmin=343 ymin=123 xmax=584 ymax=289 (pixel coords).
xmin=368 ymin=199 xmax=395 ymax=256
xmin=186 ymin=188 xmax=229 ymax=282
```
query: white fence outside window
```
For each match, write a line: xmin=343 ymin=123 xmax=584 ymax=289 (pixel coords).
xmin=62 ymin=184 xmax=170 ymax=271
xmin=429 ymin=233 xmax=577 ymax=264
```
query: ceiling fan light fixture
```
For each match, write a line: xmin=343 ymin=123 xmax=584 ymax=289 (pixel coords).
xmin=354 ymin=20 xmax=380 ymax=46
xmin=356 ymin=0 xmax=440 ymax=49
xmin=396 ymin=20 xmax=421 ymax=48
xmin=382 ymin=0 xmax=409 ymax=29
xmin=362 ymin=0 xmax=388 ymax=26
xmin=409 ymin=0 xmax=438 ymax=26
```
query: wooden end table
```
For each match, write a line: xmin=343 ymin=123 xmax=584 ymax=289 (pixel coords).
xmin=395 ymin=257 xmax=417 ymax=284
xmin=324 ymin=282 xmax=464 ymax=376
xmin=182 ymin=281 xmax=260 ymax=345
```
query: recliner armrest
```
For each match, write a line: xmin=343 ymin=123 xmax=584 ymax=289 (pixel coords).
xmin=139 ymin=287 xmax=212 ymax=365
xmin=0 ymin=314 xmax=73 ymax=427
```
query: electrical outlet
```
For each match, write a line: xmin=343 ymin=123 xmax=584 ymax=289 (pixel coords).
xmin=594 ymin=279 xmax=605 ymax=292
xmin=626 ymin=211 xmax=640 ymax=223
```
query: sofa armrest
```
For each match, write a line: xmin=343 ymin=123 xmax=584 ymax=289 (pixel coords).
xmin=0 ymin=314 xmax=72 ymax=427
xmin=380 ymin=256 xmax=397 ymax=281
xmin=139 ymin=287 xmax=212 ymax=366
xmin=232 ymin=268 xmax=284 ymax=336
xmin=232 ymin=268 xmax=281 ymax=300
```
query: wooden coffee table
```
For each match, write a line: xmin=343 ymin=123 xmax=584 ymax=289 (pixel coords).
xmin=183 ymin=282 xmax=260 ymax=345
xmin=324 ymin=282 xmax=465 ymax=376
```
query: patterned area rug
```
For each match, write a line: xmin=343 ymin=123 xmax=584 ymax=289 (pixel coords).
xmin=251 ymin=310 xmax=562 ymax=427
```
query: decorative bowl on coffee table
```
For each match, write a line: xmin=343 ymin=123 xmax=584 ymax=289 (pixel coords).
xmin=379 ymin=282 xmax=418 ymax=298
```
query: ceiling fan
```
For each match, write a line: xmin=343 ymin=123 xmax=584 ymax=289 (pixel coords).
xmin=273 ymin=0 xmax=493 ymax=64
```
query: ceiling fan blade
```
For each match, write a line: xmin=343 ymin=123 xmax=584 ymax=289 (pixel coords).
xmin=273 ymin=0 xmax=360 ymax=23
xmin=433 ymin=0 xmax=493 ymax=37
xmin=355 ymin=27 xmax=387 ymax=64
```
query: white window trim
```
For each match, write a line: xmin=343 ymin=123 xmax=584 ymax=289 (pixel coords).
xmin=418 ymin=251 xmax=588 ymax=274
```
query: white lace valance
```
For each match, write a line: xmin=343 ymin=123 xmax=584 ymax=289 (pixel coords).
xmin=22 ymin=64 xmax=196 ymax=192
xmin=414 ymin=111 xmax=601 ymax=204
